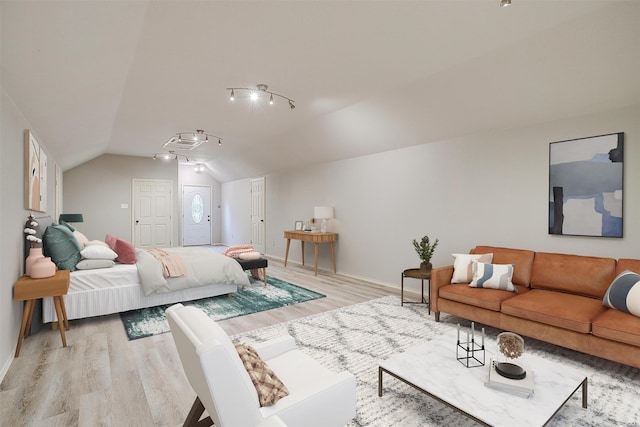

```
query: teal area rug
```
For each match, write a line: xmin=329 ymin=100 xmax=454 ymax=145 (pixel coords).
xmin=119 ymin=276 xmax=325 ymax=340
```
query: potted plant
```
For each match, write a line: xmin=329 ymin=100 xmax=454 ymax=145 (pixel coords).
xmin=412 ymin=235 xmax=439 ymax=274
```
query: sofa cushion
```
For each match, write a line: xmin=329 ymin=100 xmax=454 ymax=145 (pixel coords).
xmin=501 ymin=289 xmax=607 ymax=333
xmin=439 ymin=283 xmax=526 ymax=312
xmin=617 ymin=259 xmax=640 ymax=275
xmin=592 ymin=309 xmax=640 ymax=347
xmin=469 ymin=262 xmax=517 ymax=292
xmin=471 ymin=246 xmax=535 ymax=287
xmin=530 ymin=252 xmax=616 ymax=299
xmin=451 ymin=253 xmax=493 ymax=283
xmin=602 ymin=270 xmax=640 ymax=317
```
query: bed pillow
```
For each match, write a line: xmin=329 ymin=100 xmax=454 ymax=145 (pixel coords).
xmin=235 ymin=343 xmax=289 ymax=407
xmin=469 ymin=261 xmax=517 ymax=292
xmin=115 ymin=238 xmax=136 ymax=264
xmin=451 ymin=253 xmax=494 ymax=283
xmin=85 ymin=239 xmax=109 ymax=248
xmin=603 ymin=270 xmax=640 ymax=317
xmin=72 ymin=230 xmax=90 ymax=247
xmin=80 ymin=245 xmax=117 ymax=260
xmin=59 ymin=220 xmax=76 ymax=232
xmin=76 ymin=259 xmax=115 ymax=270
xmin=105 ymin=234 xmax=117 ymax=250
xmin=43 ymin=224 xmax=82 ymax=271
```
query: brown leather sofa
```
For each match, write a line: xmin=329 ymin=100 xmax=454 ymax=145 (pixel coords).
xmin=431 ymin=245 xmax=640 ymax=368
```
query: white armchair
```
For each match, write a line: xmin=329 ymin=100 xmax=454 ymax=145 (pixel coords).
xmin=166 ymin=303 xmax=357 ymax=427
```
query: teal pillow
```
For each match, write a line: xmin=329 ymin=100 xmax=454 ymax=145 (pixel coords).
xmin=43 ymin=224 xmax=82 ymax=271
xmin=59 ymin=220 xmax=75 ymax=232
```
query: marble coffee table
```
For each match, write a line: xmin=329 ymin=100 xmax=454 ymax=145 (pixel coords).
xmin=378 ymin=332 xmax=587 ymax=427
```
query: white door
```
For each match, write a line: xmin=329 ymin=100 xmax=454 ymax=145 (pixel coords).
xmin=133 ymin=179 xmax=172 ymax=248
xmin=251 ymin=177 xmax=266 ymax=254
xmin=183 ymin=185 xmax=211 ymax=246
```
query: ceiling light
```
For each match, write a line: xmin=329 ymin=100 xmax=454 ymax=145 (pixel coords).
xmin=500 ymin=0 xmax=511 ymax=7
xmin=152 ymin=151 xmax=190 ymax=162
xmin=226 ymin=83 xmax=295 ymax=110
xmin=163 ymin=129 xmax=223 ymax=150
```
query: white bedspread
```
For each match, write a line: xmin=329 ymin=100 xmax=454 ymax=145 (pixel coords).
xmin=136 ymin=246 xmax=250 ymax=295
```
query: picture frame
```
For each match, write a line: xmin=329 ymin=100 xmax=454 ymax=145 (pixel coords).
xmin=549 ymin=132 xmax=623 ymax=238
xmin=294 ymin=220 xmax=304 ymax=231
xmin=24 ymin=130 xmax=47 ymax=212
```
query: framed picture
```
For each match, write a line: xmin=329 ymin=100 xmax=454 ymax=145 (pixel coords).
xmin=294 ymin=220 xmax=304 ymax=231
xmin=24 ymin=130 xmax=47 ymax=212
xmin=549 ymin=132 xmax=623 ymax=238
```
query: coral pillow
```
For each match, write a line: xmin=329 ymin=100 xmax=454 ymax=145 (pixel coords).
xmin=114 ymin=238 xmax=136 ymax=264
xmin=105 ymin=234 xmax=117 ymax=250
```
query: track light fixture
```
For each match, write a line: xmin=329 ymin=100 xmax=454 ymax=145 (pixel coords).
xmin=500 ymin=0 xmax=511 ymax=7
xmin=163 ymin=129 xmax=222 ymax=150
xmin=194 ymin=163 xmax=205 ymax=172
xmin=152 ymin=151 xmax=190 ymax=162
xmin=226 ymin=83 xmax=295 ymax=110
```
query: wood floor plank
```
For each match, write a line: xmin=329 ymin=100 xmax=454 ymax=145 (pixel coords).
xmin=0 ymin=259 xmax=397 ymax=426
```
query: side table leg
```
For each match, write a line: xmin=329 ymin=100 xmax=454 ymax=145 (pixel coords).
xmin=23 ymin=299 xmax=35 ymax=338
xmin=314 ymin=243 xmax=319 ymax=276
xmin=401 ymin=273 xmax=404 ymax=306
xmin=284 ymin=238 xmax=291 ymax=267
xmin=53 ymin=296 xmax=67 ymax=348
xmin=301 ymin=241 xmax=305 ymax=266
xmin=330 ymin=242 xmax=336 ymax=273
xmin=15 ymin=299 xmax=34 ymax=357
xmin=60 ymin=295 xmax=69 ymax=331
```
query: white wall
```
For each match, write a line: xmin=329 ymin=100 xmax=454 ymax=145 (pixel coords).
xmin=221 ymin=178 xmax=252 ymax=246
xmin=64 ymin=154 xmax=179 ymax=245
xmin=221 ymin=104 xmax=639 ymax=293
xmin=0 ymin=87 xmax=59 ymax=381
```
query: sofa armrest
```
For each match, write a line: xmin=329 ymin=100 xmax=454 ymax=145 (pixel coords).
xmin=253 ymin=335 xmax=297 ymax=360
xmin=431 ymin=265 xmax=454 ymax=317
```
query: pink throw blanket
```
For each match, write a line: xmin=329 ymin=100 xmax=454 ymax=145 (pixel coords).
xmin=146 ymin=248 xmax=187 ymax=278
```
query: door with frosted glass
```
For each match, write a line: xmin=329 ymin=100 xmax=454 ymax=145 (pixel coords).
xmin=183 ymin=185 xmax=211 ymax=246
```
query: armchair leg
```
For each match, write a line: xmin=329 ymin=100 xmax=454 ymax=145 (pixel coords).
xmin=184 ymin=396 xmax=213 ymax=427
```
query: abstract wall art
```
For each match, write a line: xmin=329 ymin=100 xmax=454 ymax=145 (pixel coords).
xmin=24 ymin=129 xmax=47 ymax=212
xmin=549 ymin=132 xmax=624 ymax=238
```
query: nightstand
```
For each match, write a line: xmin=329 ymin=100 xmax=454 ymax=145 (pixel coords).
xmin=14 ymin=269 xmax=70 ymax=357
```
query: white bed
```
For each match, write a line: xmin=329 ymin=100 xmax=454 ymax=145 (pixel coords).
xmin=34 ymin=215 xmax=247 ymax=323
xmin=43 ymin=264 xmax=238 ymax=322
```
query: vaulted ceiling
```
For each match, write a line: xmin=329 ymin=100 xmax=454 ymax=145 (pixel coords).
xmin=2 ymin=1 xmax=638 ymax=182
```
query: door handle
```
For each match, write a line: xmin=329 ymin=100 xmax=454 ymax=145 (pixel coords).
xmin=135 ymin=220 xmax=139 ymax=224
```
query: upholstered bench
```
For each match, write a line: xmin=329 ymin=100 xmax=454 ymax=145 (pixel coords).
xmin=235 ymin=257 xmax=268 ymax=286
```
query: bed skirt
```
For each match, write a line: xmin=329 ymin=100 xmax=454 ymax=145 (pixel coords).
xmin=43 ymin=281 xmax=237 ymax=323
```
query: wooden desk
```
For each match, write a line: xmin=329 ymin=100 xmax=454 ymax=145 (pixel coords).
xmin=284 ymin=230 xmax=338 ymax=276
xmin=14 ymin=269 xmax=70 ymax=357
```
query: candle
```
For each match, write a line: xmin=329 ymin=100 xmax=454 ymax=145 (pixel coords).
xmin=466 ymin=329 xmax=469 ymax=345
xmin=471 ymin=322 xmax=475 ymax=342
xmin=482 ymin=327 xmax=485 ymax=347
xmin=457 ymin=324 xmax=460 ymax=343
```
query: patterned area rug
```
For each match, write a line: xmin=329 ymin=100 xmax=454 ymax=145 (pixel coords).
xmin=119 ymin=277 xmax=325 ymax=340
xmin=233 ymin=296 xmax=639 ymax=427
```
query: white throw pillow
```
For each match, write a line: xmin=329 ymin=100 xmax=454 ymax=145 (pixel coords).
xmin=76 ymin=259 xmax=115 ymax=270
xmin=469 ymin=261 xmax=517 ymax=292
xmin=72 ymin=230 xmax=90 ymax=247
xmin=239 ymin=251 xmax=261 ymax=260
xmin=451 ymin=253 xmax=493 ymax=283
xmin=85 ymin=239 xmax=110 ymax=248
xmin=80 ymin=245 xmax=118 ymax=260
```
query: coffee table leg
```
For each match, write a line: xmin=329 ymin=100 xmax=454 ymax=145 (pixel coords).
xmin=582 ymin=378 xmax=588 ymax=408
xmin=378 ymin=367 xmax=383 ymax=397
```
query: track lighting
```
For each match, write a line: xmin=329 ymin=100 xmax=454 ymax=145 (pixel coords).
xmin=163 ymin=129 xmax=223 ymax=150
xmin=152 ymin=151 xmax=190 ymax=162
xmin=500 ymin=0 xmax=511 ymax=7
xmin=226 ymin=83 xmax=295 ymax=110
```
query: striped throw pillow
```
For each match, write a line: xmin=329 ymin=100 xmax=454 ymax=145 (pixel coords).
xmin=603 ymin=270 xmax=640 ymax=317
xmin=469 ymin=261 xmax=517 ymax=292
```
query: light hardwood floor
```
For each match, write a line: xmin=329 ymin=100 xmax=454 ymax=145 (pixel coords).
xmin=0 ymin=260 xmax=398 ymax=427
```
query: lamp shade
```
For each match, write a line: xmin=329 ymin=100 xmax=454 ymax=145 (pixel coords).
xmin=59 ymin=213 xmax=84 ymax=223
xmin=314 ymin=206 xmax=334 ymax=219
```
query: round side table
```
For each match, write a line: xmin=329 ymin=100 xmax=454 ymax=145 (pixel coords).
xmin=401 ymin=268 xmax=431 ymax=314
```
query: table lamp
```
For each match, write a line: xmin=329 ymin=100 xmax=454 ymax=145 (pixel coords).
xmin=314 ymin=206 xmax=334 ymax=233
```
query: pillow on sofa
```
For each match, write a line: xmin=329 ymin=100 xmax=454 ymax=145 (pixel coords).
xmin=80 ymin=245 xmax=117 ymax=260
xmin=105 ymin=234 xmax=117 ymax=250
xmin=603 ymin=270 xmax=640 ymax=317
xmin=469 ymin=261 xmax=517 ymax=292
xmin=452 ymin=253 xmax=493 ymax=283
xmin=43 ymin=224 xmax=82 ymax=271
xmin=235 ymin=343 xmax=289 ymax=407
